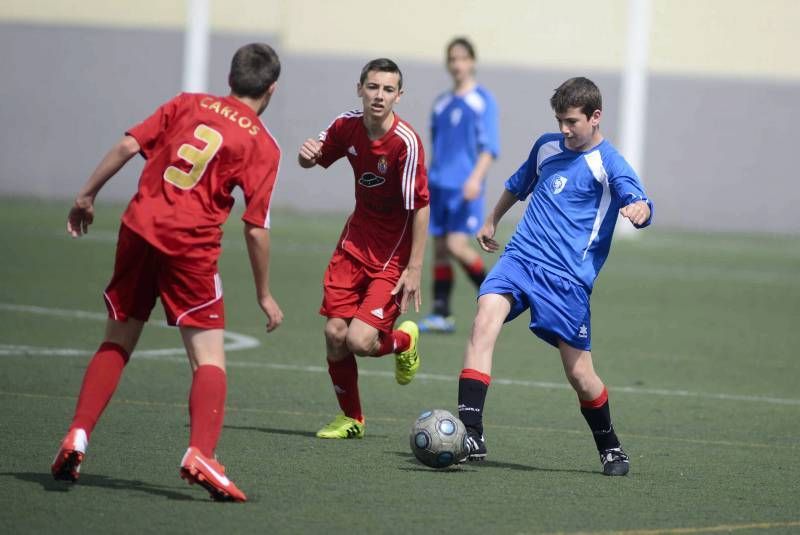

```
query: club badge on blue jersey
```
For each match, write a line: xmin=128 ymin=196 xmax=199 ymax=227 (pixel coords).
xmin=551 ymin=174 xmax=568 ymax=195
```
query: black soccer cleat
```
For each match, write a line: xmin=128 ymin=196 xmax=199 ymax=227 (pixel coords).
xmin=600 ymin=447 xmax=630 ymax=476
xmin=461 ymin=430 xmax=487 ymax=462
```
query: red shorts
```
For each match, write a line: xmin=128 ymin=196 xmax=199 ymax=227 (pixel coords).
xmin=103 ymin=224 xmax=225 ymax=329
xmin=319 ymin=249 xmax=401 ymax=333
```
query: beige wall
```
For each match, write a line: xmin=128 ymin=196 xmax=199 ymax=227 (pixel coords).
xmin=0 ymin=0 xmax=282 ymax=33
xmin=2 ymin=0 xmax=798 ymax=78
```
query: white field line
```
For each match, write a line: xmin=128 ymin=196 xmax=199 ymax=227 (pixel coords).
xmin=2 ymin=303 xmax=800 ymax=407
xmin=0 ymin=303 xmax=258 ymax=356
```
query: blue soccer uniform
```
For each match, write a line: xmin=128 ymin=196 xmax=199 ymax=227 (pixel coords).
xmin=481 ymin=132 xmax=653 ymax=350
xmin=428 ymin=86 xmax=500 ymax=236
xmin=457 ymin=77 xmax=648 ymax=475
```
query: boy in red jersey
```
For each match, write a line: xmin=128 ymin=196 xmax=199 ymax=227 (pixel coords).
xmin=298 ymin=58 xmax=430 ymax=439
xmin=51 ymin=43 xmax=284 ymax=502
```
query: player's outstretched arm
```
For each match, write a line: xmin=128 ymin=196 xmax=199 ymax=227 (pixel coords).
xmin=67 ymin=135 xmax=140 ymax=238
xmin=477 ymin=189 xmax=518 ymax=253
xmin=297 ymin=138 xmax=323 ymax=168
xmin=463 ymin=151 xmax=495 ymax=201
xmin=244 ymin=223 xmax=284 ymax=332
xmin=619 ymin=200 xmax=651 ymax=227
xmin=392 ymin=205 xmax=430 ymax=314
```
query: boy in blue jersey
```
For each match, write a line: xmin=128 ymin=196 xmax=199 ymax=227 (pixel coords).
xmin=420 ymin=37 xmax=500 ymax=333
xmin=457 ymin=77 xmax=652 ymax=476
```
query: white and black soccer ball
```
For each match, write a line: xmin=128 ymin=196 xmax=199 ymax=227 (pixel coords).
xmin=409 ymin=409 xmax=469 ymax=469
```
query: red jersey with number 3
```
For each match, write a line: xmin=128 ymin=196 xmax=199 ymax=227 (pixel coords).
xmin=122 ymin=92 xmax=280 ymax=260
xmin=316 ymin=111 xmax=429 ymax=271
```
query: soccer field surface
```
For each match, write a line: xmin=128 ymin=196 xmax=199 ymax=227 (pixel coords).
xmin=1 ymin=198 xmax=798 ymax=534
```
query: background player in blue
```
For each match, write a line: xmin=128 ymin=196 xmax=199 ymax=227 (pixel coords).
xmin=420 ymin=37 xmax=500 ymax=333
xmin=456 ymin=77 xmax=653 ymax=476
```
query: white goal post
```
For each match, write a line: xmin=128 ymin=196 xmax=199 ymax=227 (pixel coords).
xmin=182 ymin=0 xmax=211 ymax=93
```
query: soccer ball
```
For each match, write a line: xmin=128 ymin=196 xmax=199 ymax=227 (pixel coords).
xmin=409 ymin=409 xmax=469 ymax=469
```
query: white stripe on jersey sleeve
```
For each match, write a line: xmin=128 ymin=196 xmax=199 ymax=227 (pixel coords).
xmin=261 ymin=121 xmax=281 ymax=229
xmin=536 ymin=140 xmax=562 ymax=176
xmin=463 ymin=90 xmax=486 ymax=114
xmin=432 ymin=93 xmax=453 ymax=116
xmin=395 ymin=125 xmax=414 ymax=209
xmin=395 ymin=122 xmax=418 ymax=210
xmin=318 ymin=110 xmax=363 ymax=141
xmin=582 ymin=150 xmax=611 ymax=260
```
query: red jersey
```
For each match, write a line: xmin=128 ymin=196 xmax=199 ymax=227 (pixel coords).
xmin=122 ymin=92 xmax=280 ymax=260
xmin=317 ymin=111 xmax=429 ymax=271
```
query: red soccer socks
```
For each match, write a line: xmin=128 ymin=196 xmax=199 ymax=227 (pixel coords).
xmin=432 ymin=264 xmax=454 ymax=316
xmin=70 ymin=341 xmax=130 ymax=437
xmin=189 ymin=364 xmax=227 ymax=458
xmin=327 ymin=354 xmax=363 ymax=422
xmin=375 ymin=329 xmax=411 ymax=356
xmin=460 ymin=257 xmax=487 ymax=288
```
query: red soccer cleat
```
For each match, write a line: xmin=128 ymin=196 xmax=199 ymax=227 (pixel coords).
xmin=51 ymin=428 xmax=88 ymax=482
xmin=180 ymin=447 xmax=247 ymax=502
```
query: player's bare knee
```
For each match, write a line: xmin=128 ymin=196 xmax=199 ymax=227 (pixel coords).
xmin=104 ymin=318 xmax=143 ymax=354
xmin=565 ymin=366 xmax=599 ymax=397
xmin=446 ymin=240 xmax=465 ymax=260
xmin=324 ymin=323 xmax=348 ymax=347
xmin=345 ymin=331 xmax=377 ymax=356
xmin=433 ymin=237 xmax=449 ymax=259
xmin=473 ymin=306 xmax=502 ymax=335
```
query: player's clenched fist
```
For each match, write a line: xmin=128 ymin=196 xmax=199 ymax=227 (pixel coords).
xmin=619 ymin=200 xmax=651 ymax=227
xmin=297 ymin=138 xmax=323 ymax=168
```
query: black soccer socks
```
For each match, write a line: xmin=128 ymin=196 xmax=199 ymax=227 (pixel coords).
xmin=458 ymin=368 xmax=491 ymax=435
xmin=579 ymin=387 xmax=621 ymax=452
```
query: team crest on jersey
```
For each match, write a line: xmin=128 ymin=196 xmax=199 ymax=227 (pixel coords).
xmin=377 ymin=156 xmax=388 ymax=174
xmin=450 ymin=108 xmax=463 ymax=126
xmin=359 ymin=172 xmax=386 ymax=188
xmin=551 ymin=174 xmax=568 ymax=195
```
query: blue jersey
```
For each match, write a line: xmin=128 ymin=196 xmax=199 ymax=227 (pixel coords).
xmin=504 ymin=133 xmax=653 ymax=292
xmin=428 ymin=85 xmax=500 ymax=189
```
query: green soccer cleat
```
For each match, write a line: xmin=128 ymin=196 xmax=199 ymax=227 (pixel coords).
xmin=316 ymin=414 xmax=365 ymax=439
xmin=395 ymin=320 xmax=420 ymax=385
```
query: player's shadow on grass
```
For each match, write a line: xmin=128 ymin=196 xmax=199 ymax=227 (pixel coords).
xmin=389 ymin=451 xmax=595 ymax=475
xmin=2 ymin=472 xmax=198 ymax=501
xmin=223 ymin=424 xmax=318 ymax=438
xmin=223 ymin=424 xmax=389 ymax=439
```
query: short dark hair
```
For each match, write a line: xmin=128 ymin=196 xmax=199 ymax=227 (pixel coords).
xmin=550 ymin=77 xmax=602 ymax=118
xmin=446 ymin=37 xmax=476 ymax=60
xmin=359 ymin=58 xmax=403 ymax=90
xmin=229 ymin=43 xmax=281 ymax=98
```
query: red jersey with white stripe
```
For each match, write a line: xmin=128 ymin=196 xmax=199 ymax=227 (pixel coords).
xmin=317 ymin=111 xmax=429 ymax=271
xmin=122 ymin=92 xmax=280 ymax=260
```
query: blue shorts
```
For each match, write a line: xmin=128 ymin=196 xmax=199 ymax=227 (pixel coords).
xmin=479 ymin=254 xmax=591 ymax=350
xmin=429 ymin=185 xmax=483 ymax=237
